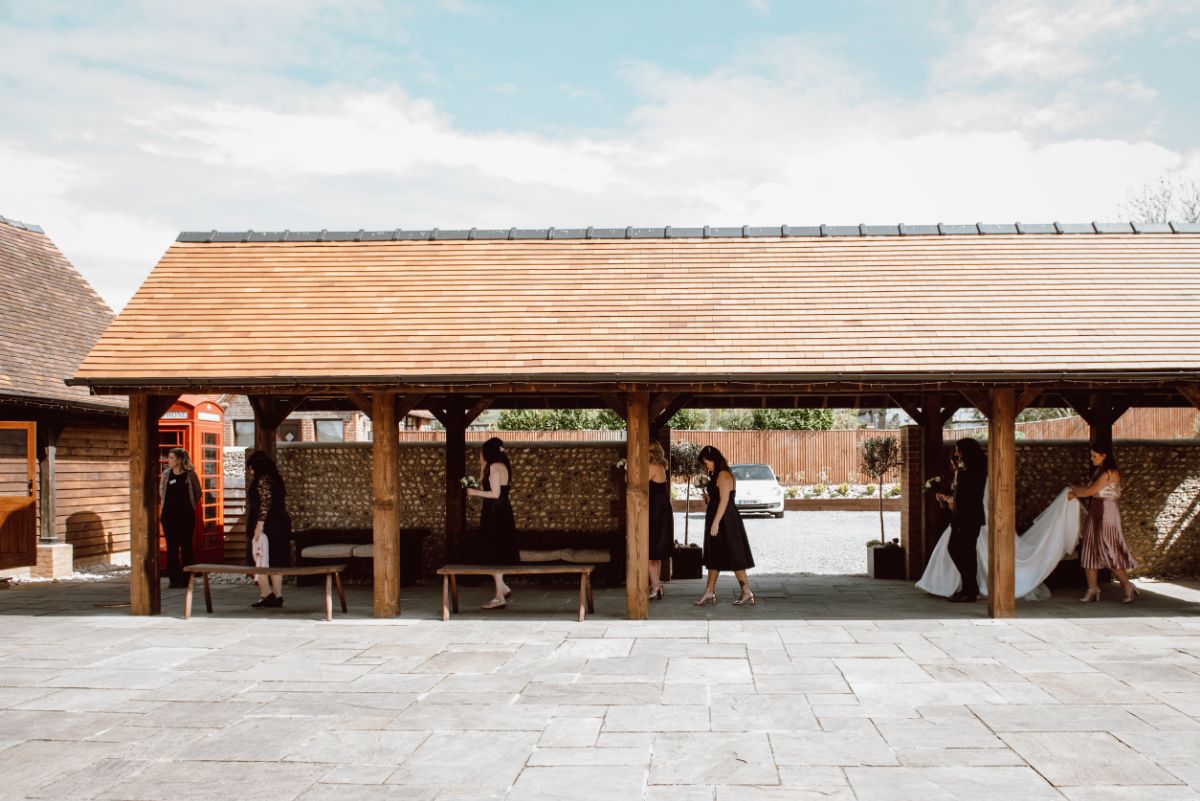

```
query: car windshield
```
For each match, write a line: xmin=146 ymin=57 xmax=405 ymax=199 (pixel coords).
xmin=731 ymin=465 xmax=775 ymax=481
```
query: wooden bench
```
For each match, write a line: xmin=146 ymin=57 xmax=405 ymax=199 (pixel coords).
xmin=183 ymin=564 xmax=348 ymax=621
xmin=437 ymin=564 xmax=596 ymax=622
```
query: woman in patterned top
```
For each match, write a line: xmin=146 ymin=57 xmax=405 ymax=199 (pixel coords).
xmin=246 ymin=450 xmax=292 ymax=609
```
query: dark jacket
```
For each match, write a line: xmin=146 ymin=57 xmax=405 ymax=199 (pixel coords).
xmin=952 ymin=468 xmax=986 ymax=529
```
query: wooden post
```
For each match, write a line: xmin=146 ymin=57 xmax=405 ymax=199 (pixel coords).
xmin=36 ymin=422 xmax=63 ymax=543
xmin=1087 ymin=393 xmax=1113 ymax=447
xmin=987 ymin=388 xmax=1016 ymax=618
xmin=371 ymin=391 xmax=400 ymax=617
xmin=625 ymin=391 xmax=650 ymax=620
xmin=129 ymin=394 xmax=161 ymax=615
xmin=898 ymin=425 xmax=924 ymax=579
xmin=920 ymin=395 xmax=949 ymax=576
xmin=443 ymin=404 xmax=468 ymax=563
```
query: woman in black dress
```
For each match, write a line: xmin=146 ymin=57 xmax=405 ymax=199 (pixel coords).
xmin=694 ymin=445 xmax=756 ymax=607
xmin=466 ymin=437 xmax=518 ymax=609
xmin=647 ymin=440 xmax=674 ymax=601
xmin=935 ymin=438 xmax=986 ymax=603
xmin=158 ymin=447 xmax=202 ymax=589
xmin=246 ymin=450 xmax=292 ymax=609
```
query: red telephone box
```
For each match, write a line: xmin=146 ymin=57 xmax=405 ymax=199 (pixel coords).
xmin=158 ymin=396 xmax=225 ymax=566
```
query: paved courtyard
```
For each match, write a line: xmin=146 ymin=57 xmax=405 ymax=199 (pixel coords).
xmin=1 ymin=573 xmax=1199 ymax=801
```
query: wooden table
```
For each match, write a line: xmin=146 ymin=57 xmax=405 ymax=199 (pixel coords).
xmin=437 ymin=564 xmax=596 ymax=622
xmin=183 ymin=564 xmax=347 ymax=621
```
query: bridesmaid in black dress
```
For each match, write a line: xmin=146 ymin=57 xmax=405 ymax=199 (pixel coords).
xmin=465 ymin=437 xmax=518 ymax=609
xmin=694 ymin=445 xmax=756 ymax=607
xmin=647 ymin=441 xmax=674 ymax=601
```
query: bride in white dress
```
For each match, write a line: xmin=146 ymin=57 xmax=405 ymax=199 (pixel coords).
xmin=916 ymin=485 xmax=1084 ymax=601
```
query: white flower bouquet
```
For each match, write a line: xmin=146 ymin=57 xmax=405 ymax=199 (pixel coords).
xmin=460 ymin=476 xmax=480 ymax=489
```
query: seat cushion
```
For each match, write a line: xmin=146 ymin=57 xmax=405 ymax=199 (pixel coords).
xmin=560 ymin=548 xmax=609 ymax=564
xmin=520 ymin=548 xmax=566 ymax=562
xmin=300 ymin=544 xmax=356 ymax=559
xmin=351 ymin=544 xmax=374 ymax=558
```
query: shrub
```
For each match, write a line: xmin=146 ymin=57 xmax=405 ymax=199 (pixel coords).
xmin=834 ymin=482 xmax=850 ymax=497
xmin=860 ymin=436 xmax=903 ymax=541
xmin=865 ymin=483 xmax=877 ymax=496
xmin=785 ymin=486 xmax=800 ymax=499
xmin=812 ymin=483 xmax=827 ymax=497
xmin=887 ymin=484 xmax=902 ymax=497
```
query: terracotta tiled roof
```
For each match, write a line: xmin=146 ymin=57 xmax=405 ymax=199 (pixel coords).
xmin=72 ymin=230 xmax=1200 ymax=387
xmin=0 ymin=217 xmax=126 ymax=410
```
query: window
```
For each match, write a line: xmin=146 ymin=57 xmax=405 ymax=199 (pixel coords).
xmin=277 ymin=421 xmax=302 ymax=443
xmin=233 ymin=420 xmax=255 ymax=447
xmin=315 ymin=419 xmax=344 ymax=442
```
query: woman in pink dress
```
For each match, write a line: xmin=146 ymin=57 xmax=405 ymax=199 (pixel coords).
xmin=1068 ymin=441 xmax=1138 ymax=603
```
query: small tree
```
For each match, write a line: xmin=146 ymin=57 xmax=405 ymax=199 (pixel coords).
xmin=670 ymin=441 xmax=701 ymax=545
xmin=860 ymin=436 xmax=903 ymax=543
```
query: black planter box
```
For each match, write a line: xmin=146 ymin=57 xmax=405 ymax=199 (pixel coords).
xmin=867 ymin=544 xmax=905 ymax=580
xmin=672 ymin=544 xmax=704 ymax=580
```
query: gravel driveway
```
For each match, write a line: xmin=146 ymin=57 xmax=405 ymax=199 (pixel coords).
xmin=672 ymin=509 xmax=900 ymax=575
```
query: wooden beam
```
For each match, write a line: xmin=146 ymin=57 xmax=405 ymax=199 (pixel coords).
xmin=986 ymin=389 xmax=1017 ymax=619
xmin=428 ymin=407 xmax=449 ymax=428
xmin=464 ymin=397 xmax=494 ymax=427
xmin=248 ymin=395 xmax=306 ymax=459
xmin=648 ymin=392 xmax=680 ymax=424
xmin=960 ymin=389 xmax=993 ymax=419
xmin=890 ymin=395 xmax=927 ymax=427
xmin=1179 ymin=383 xmax=1200 ymax=410
xmin=1015 ymin=388 xmax=1042 ymax=416
xmin=442 ymin=404 xmax=468 ymax=564
xmin=651 ymin=393 xmax=692 ymax=432
xmin=1063 ymin=394 xmax=1095 ymax=426
xmin=345 ymin=392 xmax=374 ymax=417
xmin=371 ymin=392 xmax=401 ymax=617
xmin=938 ymin=404 xmax=963 ymax=427
xmin=395 ymin=394 xmax=427 ymax=421
xmin=625 ymin=391 xmax=650 ymax=620
xmin=128 ymin=394 xmax=162 ymax=616
xmin=598 ymin=392 xmax=627 ymax=421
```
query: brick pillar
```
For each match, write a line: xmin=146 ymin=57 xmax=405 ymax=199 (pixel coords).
xmin=899 ymin=425 xmax=924 ymax=580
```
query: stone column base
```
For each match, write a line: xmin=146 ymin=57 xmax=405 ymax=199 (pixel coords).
xmin=33 ymin=543 xmax=74 ymax=580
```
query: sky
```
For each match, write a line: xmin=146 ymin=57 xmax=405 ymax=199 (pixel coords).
xmin=1 ymin=0 xmax=1198 ymax=310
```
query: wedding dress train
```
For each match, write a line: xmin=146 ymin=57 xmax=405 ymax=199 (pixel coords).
xmin=915 ymin=487 xmax=1083 ymax=601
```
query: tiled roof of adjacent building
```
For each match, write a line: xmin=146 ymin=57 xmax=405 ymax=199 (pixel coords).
xmin=0 ymin=215 xmax=126 ymax=411
xmin=72 ymin=225 xmax=1200 ymax=387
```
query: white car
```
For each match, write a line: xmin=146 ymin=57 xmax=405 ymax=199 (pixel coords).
xmin=730 ymin=463 xmax=785 ymax=518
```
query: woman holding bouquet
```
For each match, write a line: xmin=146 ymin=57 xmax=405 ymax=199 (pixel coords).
xmin=935 ymin=438 xmax=986 ymax=603
xmin=466 ymin=436 xmax=518 ymax=609
xmin=694 ymin=445 xmax=756 ymax=607
xmin=647 ymin=441 xmax=673 ymax=600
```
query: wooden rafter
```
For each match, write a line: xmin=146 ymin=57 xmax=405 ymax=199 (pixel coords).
xmin=1015 ymin=388 xmax=1042 ymax=416
xmin=464 ymin=397 xmax=494 ymax=426
xmin=959 ymin=389 xmax=993 ymax=419
xmin=1179 ymin=383 xmax=1200 ymax=410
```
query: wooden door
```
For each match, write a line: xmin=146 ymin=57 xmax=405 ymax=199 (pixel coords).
xmin=0 ymin=422 xmax=37 ymax=570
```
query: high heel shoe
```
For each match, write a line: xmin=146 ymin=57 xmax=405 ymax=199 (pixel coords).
xmin=733 ymin=585 xmax=756 ymax=606
xmin=692 ymin=592 xmax=718 ymax=606
xmin=1122 ymin=585 xmax=1139 ymax=604
xmin=649 ymin=586 xmax=665 ymax=601
xmin=1079 ymin=588 xmax=1101 ymax=603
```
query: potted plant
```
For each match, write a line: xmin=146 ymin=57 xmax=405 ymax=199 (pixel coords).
xmin=866 ymin=537 xmax=905 ymax=579
xmin=860 ymin=436 xmax=904 ymax=579
xmin=669 ymin=440 xmax=703 ymax=579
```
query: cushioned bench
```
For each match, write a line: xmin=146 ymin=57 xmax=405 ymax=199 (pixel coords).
xmin=294 ymin=528 xmax=427 ymax=586
xmin=463 ymin=528 xmax=625 ymax=586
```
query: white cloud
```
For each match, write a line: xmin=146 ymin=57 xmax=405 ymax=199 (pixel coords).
xmin=0 ymin=3 xmax=1195 ymax=312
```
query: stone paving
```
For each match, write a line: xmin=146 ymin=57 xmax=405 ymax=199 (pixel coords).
xmin=1 ymin=573 xmax=1199 ymax=800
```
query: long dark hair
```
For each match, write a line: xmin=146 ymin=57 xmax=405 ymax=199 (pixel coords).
xmin=247 ymin=450 xmax=279 ymax=481
xmin=955 ymin=437 xmax=986 ymax=475
xmin=697 ymin=445 xmax=731 ymax=478
xmin=481 ymin=436 xmax=511 ymax=477
xmin=1090 ymin=440 xmax=1119 ymax=479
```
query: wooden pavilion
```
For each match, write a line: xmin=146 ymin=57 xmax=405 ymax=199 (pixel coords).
xmin=70 ymin=223 xmax=1200 ymax=619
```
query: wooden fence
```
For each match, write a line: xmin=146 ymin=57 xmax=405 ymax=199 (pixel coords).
xmin=393 ymin=408 xmax=1198 ymax=485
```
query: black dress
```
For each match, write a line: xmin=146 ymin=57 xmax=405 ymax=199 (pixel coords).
xmin=477 ymin=466 xmax=520 ymax=565
xmin=162 ymin=471 xmax=195 ymax=584
xmin=649 ymin=480 xmax=674 ymax=560
xmin=703 ymin=472 xmax=755 ymax=571
xmin=948 ymin=468 xmax=985 ymax=596
xmin=246 ymin=472 xmax=293 ymax=568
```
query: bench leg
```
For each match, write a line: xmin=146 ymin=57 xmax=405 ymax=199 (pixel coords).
xmin=586 ymin=574 xmax=595 ymax=614
xmin=334 ymin=573 xmax=347 ymax=613
xmin=450 ymin=575 xmax=459 ymax=614
xmin=578 ymin=573 xmax=586 ymax=622
xmin=324 ymin=574 xmax=333 ymax=621
xmin=184 ymin=574 xmax=194 ymax=620
xmin=202 ymin=574 xmax=213 ymax=614
xmin=442 ymin=575 xmax=450 ymax=621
